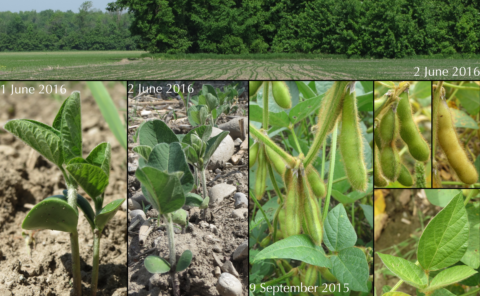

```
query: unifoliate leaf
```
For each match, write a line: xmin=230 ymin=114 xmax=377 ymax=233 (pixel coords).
xmin=461 ymin=203 xmax=480 ymax=269
xmin=377 ymin=253 xmax=428 ymax=289
xmin=66 ymin=163 xmax=109 ymax=201
xmin=142 ymin=142 xmax=194 ymax=194
xmin=4 ymin=119 xmax=63 ymax=167
xmin=253 ymin=234 xmax=331 ymax=268
xmin=135 ymin=167 xmax=185 ymax=214
xmin=418 ymin=193 xmax=469 ymax=271
xmin=61 ymin=190 xmax=95 ymax=230
xmin=185 ymin=193 xmax=204 ymax=207
xmin=176 ymin=250 xmax=193 ymax=272
xmin=382 ymin=293 xmax=410 ymax=296
xmin=94 ymin=198 xmax=125 ymax=231
xmin=133 ymin=145 xmax=153 ymax=161
xmin=144 ymin=255 xmax=171 ymax=273
xmin=330 ymin=247 xmax=369 ymax=292
xmin=205 ymin=93 xmax=219 ymax=112
xmin=86 ymin=142 xmax=111 ymax=177
xmin=425 ymin=189 xmax=461 ymax=207
xmin=22 ymin=197 xmax=78 ymax=233
xmin=188 ymin=105 xmax=208 ymax=126
xmin=52 ymin=97 xmax=67 ymax=130
xmin=204 ymin=131 xmax=229 ymax=165
xmin=323 ymin=204 xmax=357 ymax=252
xmin=183 ymin=125 xmax=212 ymax=146
xmin=422 ymin=265 xmax=478 ymax=292
xmin=172 ymin=209 xmax=187 ymax=226
xmin=200 ymin=196 xmax=209 ymax=209
xmin=60 ymin=92 xmax=83 ymax=162
xmin=137 ymin=119 xmax=178 ymax=148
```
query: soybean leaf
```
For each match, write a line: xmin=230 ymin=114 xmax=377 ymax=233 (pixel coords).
xmin=323 ymin=204 xmax=357 ymax=252
xmin=183 ymin=125 xmax=212 ymax=144
xmin=359 ymin=204 xmax=373 ymax=228
xmin=172 ymin=209 xmax=187 ymax=226
xmin=144 ymin=255 xmax=170 ymax=273
xmin=185 ymin=193 xmax=203 ymax=207
xmin=94 ymin=198 xmax=125 ymax=231
xmin=52 ymin=96 xmax=67 ymax=130
xmin=87 ymin=82 xmax=127 ymax=150
xmin=425 ymin=189 xmax=461 ymax=207
xmin=202 ymin=84 xmax=217 ymax=97
xmin=451 ymin=108 xmax=479 ymax=129
xmin=460 ymin=265 xmax=480 ymax=286
xmin=330 ymin=247 xmax=369 ymax=292
xmin=187 ymin=105 xmax=208 ymax=126
xmin=61 ymin=191 xmax=95 ymax=230
xmin=68 ymin=157 xmax=88 ymax=164
xmin=410 ymin=81 xmax=432 ymax=100
xmin=205 ymin=131 xmax=229 ymax=166
xmin=377 ymin=253 xmax=428 ymax=289
xmin=4 ymin=119 xmax=63 ymax=167
xmin=461 ymin=203 xmax=480 ymax=269
xmin=137 ymin=119 xmax=178 ymax=148
xmin=331 ymin=190 xmax=356 ymax=204
xmin=418 ymin=193 xmax=469 ymax=271
xmin=359 ymin=81 xmax=373 ymax=94
xmin=133 ymin=145 xmax=153 ymax=161
xmin=176 ymin=250 xmax=193 ymax=272
xmin=382 ymin=293 xmax=411 ymax=296
xmin=250 ymin=103 xmax=290 ymax=127
xmin=250 ymin=260 xmax=275 ymax=284
xmin=295 ymin=81 xmax=316 ymax=99
xmin=289 ymin=94 xmax=325 ymax=124
xmin=60 ymin=92 xmax=83 ymax=162
xmin=141 ymin=142 xmax=194 ymax=194
xmin=66 ymin=163 xmax=109 ymax=201
xmin=422 ymin=265 xmax=477 ymax=292
xmin=23 ymin=197 xmax=78 ymax=233
xmin=205 ymin=93 xmax=218 ymax=112
xmin=253 ymin=234 xmax=331 ymax=268
xmin=455 ymin=82 xmax=480 ymax=116
xmin=86 ymin=142 xmax=111 ymax=177
xmin=357 ymin=92 xmax=374 ymax=112
xmin=416 ymin=288 xmax=456 ymax=296
xmin=135 ymin=167 xmax=185 ymax=214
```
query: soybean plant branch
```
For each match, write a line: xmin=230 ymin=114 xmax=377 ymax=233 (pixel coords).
xmin=249 ymin=189 xmax=273 ymax=231
xmin=442 ymin=82 xmax=479 ymax=91
xmin=323 ymin=121 xmax=338 ymax=221
xmin=432 ymin=82 xmax=444 ymax=163
xmin=263 ymin=82 xmax=269 ymax=129
xmin=250 ymin=123 xmax=296 ymax=167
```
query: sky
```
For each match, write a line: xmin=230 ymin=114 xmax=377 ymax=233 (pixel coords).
xmin=1 ymin=0 xmax=113 ymax=13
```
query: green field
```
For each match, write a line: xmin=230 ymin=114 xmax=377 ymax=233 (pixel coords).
xmin=1 ymin=51 xmax=480 ymax=79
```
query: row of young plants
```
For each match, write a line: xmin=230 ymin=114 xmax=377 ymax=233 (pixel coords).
xmin=249 ymin=81 xmax=374 ymax=295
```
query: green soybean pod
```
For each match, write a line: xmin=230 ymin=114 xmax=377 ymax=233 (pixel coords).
xmin=254 ymin=145 xmax=267 ymax=200
xmin=379 ymin=103 xmax=397 ymax=147
xmin=249 ymin=142 xmax=259 ymax=168
xmin=339 ymin=85 xmax=367 ymax=192
xmin=301 ymin=265 xmax=318 ymax=287
xmin=380 ymin=144 xmax=400 ymax=181
xmin=283 ymin=169 xmax=302 ymax=237
xmin=397 ymin=90 xmax=430 ymax=161
xmin=272 ymin=81 xmax=292 ymax=109
xmin=438 ymin=99 xmax=478 ymax=184
xmin=374 ymin=144 xmax=388 ymax=187
xmin=306 ymin=165 xmax=325 ymax=199
xmin=249 ymin=81 xmax=263 ymax=97
xmin=319 ymin=267 xmax=337 ymax=283
xmin=397 ymin=163 xmax=413 ymax=187
xmin=300 ymin=173 xmax=323 ymax=246
xmin=265 ymin=145 xmax=286 ymax=177
xmin=374 ymin=124 xmax=381 ymax=148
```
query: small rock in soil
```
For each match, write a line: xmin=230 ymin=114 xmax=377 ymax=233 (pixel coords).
xmin=233 ymin=193 xmax=248 ymax=208
xmin=216 ymin=273 xmax=243 ymax=296
xmin=208 ymin=127 xmax=235 ymax=170
xmin=231 ymin=208 xmax=247 ymax=219
xmin=233 ymin=241 xmax=248 ymax=261
xmin=222 ymin=260 xmax=239 ymax=277
xmin=209 ymin=183 xmax=236 ymax=205
xmin=218 ymin=117 xmax=247 ymax=140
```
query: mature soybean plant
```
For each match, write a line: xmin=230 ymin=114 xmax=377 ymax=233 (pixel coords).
xmin=377 ymin=190 xmax=480 ymax=296
xmin=432 ymin=82 xmax=480 ymax=188
xmin=374 ymin=82 xmax=431 ymax=188
xmin=249 ymin=81 xmax=374 ymax=295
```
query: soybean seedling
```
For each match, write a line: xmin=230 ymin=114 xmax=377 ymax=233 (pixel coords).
xmin=131 ymin=119 xmax=226 ymax=296
xmin=4 ymin=92 xmax=125 ymax=296
xmin=377 ymin=192 xmax=479 ymax=296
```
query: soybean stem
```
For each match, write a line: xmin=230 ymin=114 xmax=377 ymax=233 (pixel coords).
xmin=263 ymin=82 xmax=269 ymax=129
xmin=432 ymin=81 xmax=443 ymax=171
xmin=441 ymin=181 xmax=480 ymax=187
xmin=320 ymin=139 xmax=326 ymax=180
xmin=249 ymin=189 xmax=273 ymax=231
xmin=446 ymin=81 xmax=464 ymax=102
xmin=458 ymin=287 xmax=480 ymax=296
xmin=443 ymin=82 xmax=478 ymax=91
xmin=351 ymin=204 xmax=355 ymax=228
xmin=289 ymin=125 xmax=302 ymax=153
xmin=464 ymin=189 xmax=477 ymax=205
xmin=276 ymin=261 xmax=293 ymax=296
xmin=250 ymin=123 xmax=296 ymax=166
xmin=267 ymin=163 xmax=283 ymax=204
xmin=323 ymin=122 xmax=338 ymax=221
xmin=91 ymin=229 xmax=102 ymax=296
xmin=332 ymin=169 xmax=373 ymax=184
xmin=70 ymin=231 xmax=82 ymax=296
xmin=252 ymin=269 xmax=296 ymax=291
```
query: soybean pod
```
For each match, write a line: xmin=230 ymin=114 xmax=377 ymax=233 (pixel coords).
xmin=300 ymin=172 xmax=323 ymax=246
xmin=380 ymin=144 xmax=401 ymax=181
xmin=272 ymin=81 xmax=292 ymax=109
xmin=374 ymin=144 xmax=388 ymax=187
xmin=283 ymin=169 xmax=302 ymax=237
xmin=249 ymin=81 xmax=263 ymax=97
xmin=397 ymin=89 xmax=430 ymax=162
xmin=397 ymin=163 xmax=413 ymax=187
xmin=339 ymin=83 xmax=367 ymax=191
xmin=254 ymin=145 xmax=267 ymax=200
xmin=437 ymin=99 xmax=478 ymax=185
xmin=306 ymin=165 xmax=325 ymax=199
xmin=265 ymin=145 xmax=286 ymax=177
xmin=249 ymin=142 xmax=259 ymax=168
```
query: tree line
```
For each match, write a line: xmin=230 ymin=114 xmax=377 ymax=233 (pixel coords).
xmin=110 ymin=0 xmax=480 ymax=58
xmin=0 ymin=1 xmax=139 ymax=51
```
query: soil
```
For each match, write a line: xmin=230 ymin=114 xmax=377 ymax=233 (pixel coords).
xmin=127 ymin=81 xmax=249 ymax=296
xmin=374 ymin=189 xmax=442 ymax=295
xmin=0 ymin=82 xmax=128 ymax=295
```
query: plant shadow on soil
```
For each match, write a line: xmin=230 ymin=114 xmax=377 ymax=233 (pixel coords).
xmin=0 ymin=81 xmax=128 ymax=295
xmin=127 ymin=81 xmax=249 ymax=296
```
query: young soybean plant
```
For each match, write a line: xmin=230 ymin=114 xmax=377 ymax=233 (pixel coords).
xmin=132 ymin=119 xmax=228 ymax=296
xmin=4 ymin=92 xmax=125 ymax=296
xmin=377 ymin=192 xmax=478 ymax=296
